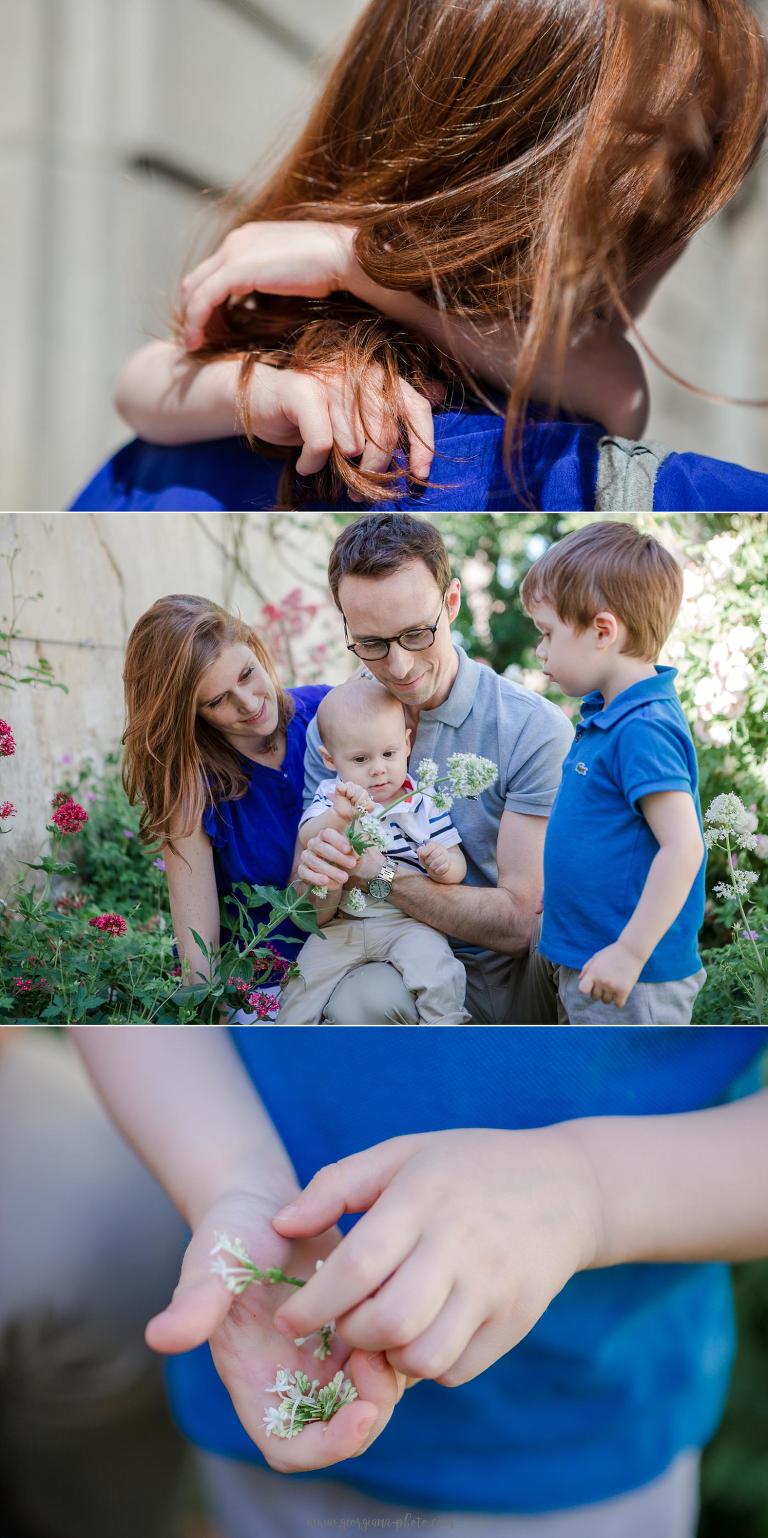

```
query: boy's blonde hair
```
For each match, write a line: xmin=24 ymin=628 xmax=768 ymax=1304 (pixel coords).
xmin=519 ymin=521 xmax=683 ymax=661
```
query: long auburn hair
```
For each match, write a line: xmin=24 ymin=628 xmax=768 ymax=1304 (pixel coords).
xmin=184 ymin=0 xmax=767 ymax=504
xmin=122 ymin=595 xmax=294 ymax=850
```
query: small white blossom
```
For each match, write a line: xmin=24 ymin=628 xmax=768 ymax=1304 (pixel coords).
xmin=357 ymin=812 xmax=388 ymax=850
xmin=311 ymin=885 xmax=329 ymax=900
xmin=430 ymin=787 xmax=454 ymax=812
xmin=705 ymin=794 xmax=752 ymax=833
xmin=714 ymin=870 xmax=759 ymax=901
xmin=263 ymin=1366 xmax=358 ymax=1438
xmin=345 ymin=888 xmax=367 ymax=915
xmin=414 ymin=757 xmax=439 ymax=790
xmin=445 ymin=752 xmax=497 ymax=798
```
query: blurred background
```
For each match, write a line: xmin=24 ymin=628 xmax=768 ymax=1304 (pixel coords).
xmin=2 ymin=0 xmax=768 ymax=511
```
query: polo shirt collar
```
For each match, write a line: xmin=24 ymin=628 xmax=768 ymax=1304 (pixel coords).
xmin=581 ymin=665 xmax=679 ymax=731
xmin=419 ymin=642 xmax=479 ymax=727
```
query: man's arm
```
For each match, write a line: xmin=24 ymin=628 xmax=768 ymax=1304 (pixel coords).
xmin=387 ymin=810 xmax=547 ymax=956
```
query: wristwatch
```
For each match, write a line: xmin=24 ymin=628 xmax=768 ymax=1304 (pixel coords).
xmin=367 ymin=862 xmax=396 ymax=901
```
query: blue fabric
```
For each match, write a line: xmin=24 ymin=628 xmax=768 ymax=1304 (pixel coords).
xmin=165 ymin=1027 xmax=768 ymax=1514
xmin=70 ymin=406 xmax=768 ymax=511
xmin=202 ymin=684 xmax=329 ymax=958
xmin=540 ymin=667 xmax=705 ymax=982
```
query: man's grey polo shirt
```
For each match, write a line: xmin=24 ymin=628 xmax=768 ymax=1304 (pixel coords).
xmin=303 ymin=644 xmax=574 ymax=889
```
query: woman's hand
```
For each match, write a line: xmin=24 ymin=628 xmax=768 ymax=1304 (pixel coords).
xmin=248 ymin=361 xmax=436 ymax=481
xmin=296 ymin=827 xmax=358 ymax=892
xmin=270 ymin=1129 xmax=602 ymax=1388
xmin=181 ymin=221 xmax=358 ymax=350
xmin=145 ymin=1188 xmax=407 ymax=1472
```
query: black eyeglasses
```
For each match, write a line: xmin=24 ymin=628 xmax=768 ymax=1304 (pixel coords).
xmin=344 ymin=593 xmax=447 ymax=660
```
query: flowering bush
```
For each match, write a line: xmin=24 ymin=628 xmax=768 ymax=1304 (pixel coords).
xmin=0 ymin=747 xmax=321 ymax=1023
xmin=693 ymin=793 xmax=768 ymax=1025
xmin=0 ymin=719 xmax=16 ymax=757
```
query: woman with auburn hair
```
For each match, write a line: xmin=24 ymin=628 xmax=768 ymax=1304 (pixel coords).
xmin=122 ymin=594 xmax=330 ymax=1006
xmin=74 ymin=0 xmax=768 ymax=512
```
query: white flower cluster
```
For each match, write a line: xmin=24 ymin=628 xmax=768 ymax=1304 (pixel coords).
xmin=665 ymin=545 xmax=762 ymax=749
xmin=356 ymin=812 xmax=389 ymax=850
xmin=263 ymin=1366 xmax=358 ymax=1439
xmin=445 ymin=752 xmax=497 ymax=798
xmin=704 ymin=794 xmax=758 ymax=852
xmin=345 ymin=887 xmax=368 ymax=915
xmin=714 ymin=870 xmax=759 ymax=902
xmin=414 ymin=752 xmax=497 ymax=800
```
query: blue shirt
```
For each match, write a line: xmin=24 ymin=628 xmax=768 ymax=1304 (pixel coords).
xmin=540 ymin=667 xmax=705 ymax=982
xmin=70 ymin=406 xmax=768 ymax=511
xmin=164 ymin=1027 xmax=768 ymax=1514
xmin=202 ymin=684 xmax=329 ymax=959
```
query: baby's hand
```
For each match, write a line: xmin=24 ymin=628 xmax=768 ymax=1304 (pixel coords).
xmin=417 ymin=840 xmax=452 ymax=879
xmin=270 ymin=1129 xmax=602 ymax=1388
xmin=333 ymin=781 xmax=376 ymax=822
xmin=248 ymin=362 xmax=436 ymax=482
xmin=181 ymin=221 xmax=358 ymax=350
xmin=577 ymin=941 xmax=643 ymax=1009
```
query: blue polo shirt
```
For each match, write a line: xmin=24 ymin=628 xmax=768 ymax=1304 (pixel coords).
xmin=540 ymin=667 xmax=705 ymax=982
xmin=202 ymin=684 xmax=329 ymax=958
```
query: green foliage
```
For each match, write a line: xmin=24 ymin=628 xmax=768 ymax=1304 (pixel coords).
xmin=0 ymin=758 xmax=321 ymax=1024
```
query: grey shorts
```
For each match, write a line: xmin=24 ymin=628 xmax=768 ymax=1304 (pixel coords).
xmin=556 ymin=967 xmax=707 ymax=1024
xmin=199 ymin=1446 xmax=700 ymax=1538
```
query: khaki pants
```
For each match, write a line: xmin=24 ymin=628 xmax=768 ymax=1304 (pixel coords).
xmin=199 ymin=1447 xmax=700 ymax=1538
xmin=322 ymin=915 xmax=559 ymax=1025
xmin=279 ymin=913 xmax=469 ymax=1024
xmin=0 ymin=1031 xmax=189 ymax=1538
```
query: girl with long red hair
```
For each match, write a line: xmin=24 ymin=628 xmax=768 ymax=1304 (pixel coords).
xmin=92 ymin=0 xmax=768 ymax=511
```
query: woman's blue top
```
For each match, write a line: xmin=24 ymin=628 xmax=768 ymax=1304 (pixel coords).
xmin=72 ymin=405 xmax=768 ymax=510
xmin=202 ymin=684 xmax=329 ymax=959
xmin=165 ymin=1026 xmax=768 ymax=1514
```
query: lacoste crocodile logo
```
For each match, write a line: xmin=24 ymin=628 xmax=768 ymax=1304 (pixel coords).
xmin=575 ymin=762 xmax=589 ymax=776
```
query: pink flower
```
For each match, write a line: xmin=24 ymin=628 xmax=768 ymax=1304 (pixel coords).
xmin=246 ymin=989 xmax=277 ymax=1019
xmin=51 ymin=798 xmax=89 ymax=835
xmin=123 ymin=829 xmax=135 ymax=839
xmin=88 ymin=912 xmax=127 ymax=937
xmin=152 ymin=856 xmax=166 ymax=871
xmin=171 ymin=964 xmax=183 ymax=977
xmin=14 ymin=977 xmax=32 ymax=993
xmin=0 ymin=719 xmax=16 ymax=756
xmin=0 ymin=801 xmax=16 ymax=819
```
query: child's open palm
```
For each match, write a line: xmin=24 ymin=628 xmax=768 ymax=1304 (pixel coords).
xmin=145 ymin=1188 xmax=407 ymax=1472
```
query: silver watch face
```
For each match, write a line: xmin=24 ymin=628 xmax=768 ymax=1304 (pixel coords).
xmin=367 ymin=876 xmax=392 ymax=900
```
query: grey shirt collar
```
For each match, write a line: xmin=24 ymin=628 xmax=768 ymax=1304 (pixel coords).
xmin=419 ymin=643 xmax=479 ymax=728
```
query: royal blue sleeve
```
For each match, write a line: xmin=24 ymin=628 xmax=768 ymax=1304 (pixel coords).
xmin=612 ymin=716 xmax=697 ymax=812
xmin=654 ymin=452 xmax=768 ymax=512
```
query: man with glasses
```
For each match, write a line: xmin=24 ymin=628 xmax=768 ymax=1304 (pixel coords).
xmin=298 ymin=513 xmax=574 ymax=1023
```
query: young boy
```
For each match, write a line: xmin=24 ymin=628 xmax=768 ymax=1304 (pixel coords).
xmin=277 ymin=677 xmax=469 ymax=1024
xmin=520 ymin=519 xmax=707 ymax=1025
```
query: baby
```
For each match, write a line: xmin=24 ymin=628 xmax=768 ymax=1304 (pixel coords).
xmin=277 ymin=678 xmax=469 ymax=1023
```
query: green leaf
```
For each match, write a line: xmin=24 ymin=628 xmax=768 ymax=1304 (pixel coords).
xmin=189 ymin=928 xmax=210 ymax=960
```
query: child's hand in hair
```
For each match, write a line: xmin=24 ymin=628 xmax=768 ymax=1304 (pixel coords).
xmin=181 ymin=221 xmax=358 ymax=350
xmin=269 ymin=1129 xmax=602 ymax=1388
xmin=248 ymin=361 xmax=437 ymax=481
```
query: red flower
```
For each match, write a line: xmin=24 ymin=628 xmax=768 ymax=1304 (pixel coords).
xmin=171 ymin=963 xmax=183 ymax=977
xmin=0 ymin=720 xmax=15 ymax=757
xmin=14 ymin=977 xmax=32 ymax=993
xmin=51 ymin=789 xmax=71 ymax=809
xmin=246 ymin=988 xmax=277 ymax=1019
xmin=0 ymin=801 xmax=16 ymax=819
xmin=88 ymin=912 xmax=127 ymax=937
xmin=51 ymin=798 xmax=89 ymax=835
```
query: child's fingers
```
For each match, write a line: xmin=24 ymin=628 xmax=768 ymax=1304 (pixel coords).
xmin=146 ymin=1257 xmax=235 ymax=1355
xmin=272 ymin=1136 xmax=424 ymax=1234
xmin=273 ymin=1197 xmax=420 ymax=1339
xmin=328 ymin=398 xmax=366 ymax=460
xmin=400 ymin=381 xmax=435 ymax=482
xmin=251 ymin=1349 xmax=404 ymax=1474
xmin=334 ymin=1234 xmax=454 ymax=1352
xmin=385 ymin=1283 xmax=483 ymax=1385
xmin=294 ymin=384 xmax=335 ymax=475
